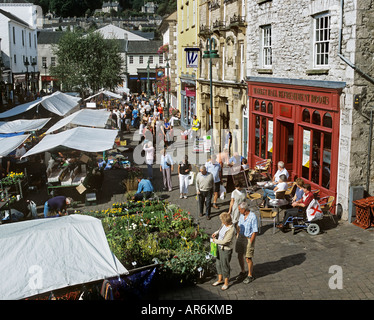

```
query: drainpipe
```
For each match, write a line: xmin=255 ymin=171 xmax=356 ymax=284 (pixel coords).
xmin=338 ymin=0 xmax=374 ymax=193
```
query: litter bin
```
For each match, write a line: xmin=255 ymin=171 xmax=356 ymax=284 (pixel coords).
xmin=352 ymin=196 xmax=374 ymax=229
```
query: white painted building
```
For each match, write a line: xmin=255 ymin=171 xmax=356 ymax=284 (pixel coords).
xmin=0 ymin=7 xmax=39 ymax=103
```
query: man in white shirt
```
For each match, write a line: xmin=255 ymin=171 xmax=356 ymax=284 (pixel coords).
xmin=205 ymin=154 xmax=222 ymax=209
xmin=273 ymin=161 xmax=289 ymax=184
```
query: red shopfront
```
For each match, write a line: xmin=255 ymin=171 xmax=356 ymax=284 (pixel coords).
xmin=247 ymin=79 xmax=344 ymax=200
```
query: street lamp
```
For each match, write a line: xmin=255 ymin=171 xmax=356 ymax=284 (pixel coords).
xmin=31 ymin=58 xmax=37 ymax=93
xmin=147 ymin=58 xmax=150 ymax=99
xmin=24 ymin=57 xmax=29 ymax=95
xmin=202 ymin=37 xmax=219 ymax=155
xmin=166 ymin=59 xmax=170 ymax=119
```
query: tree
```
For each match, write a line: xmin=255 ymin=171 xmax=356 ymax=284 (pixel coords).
xmin=50 ymin=30 xmax=124 ymax=95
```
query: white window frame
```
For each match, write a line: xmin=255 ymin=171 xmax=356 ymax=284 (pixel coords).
xmin=261 ymin=25 xmax=272 ymax=68
xmin=129 ymin=56 xmax=134 ymax=64
xmin=313 ymin=13 xmax=331 ymax=68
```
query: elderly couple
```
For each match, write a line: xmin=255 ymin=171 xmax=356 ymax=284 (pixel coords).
xmin=210 ymin=202 xmax=258 ymax=291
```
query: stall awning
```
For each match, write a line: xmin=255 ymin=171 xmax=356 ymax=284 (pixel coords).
xmin=84 ymin=90 xmax=122 ymax=101
xmin=45 ymin=109 xmax=111 ymax=134
xmin=22 ymin=127 xmax=118 ymax=158
xmin=0 ymin=91 xmax=81 ymax=119
xmin=0 ymin=134 xmax=30 ymax=157
xmin=0 ymin=215 xmax=129 ymax=300
xmin=0 ymin=118 xmax=50 ymax=134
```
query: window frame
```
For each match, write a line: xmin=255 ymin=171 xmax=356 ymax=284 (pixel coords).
xmin=313 ymin=13 xmax=331 ymax=68
xmin=261 ymin=25 xmax=272 ymax=69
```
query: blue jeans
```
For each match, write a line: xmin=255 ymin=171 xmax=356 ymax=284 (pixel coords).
xmin=263 ymin=188 xmax=275 ymax=206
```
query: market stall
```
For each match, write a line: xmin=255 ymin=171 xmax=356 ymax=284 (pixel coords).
xmin=21 ymin=127 xmax=119 ymax=202
xmin=0 ymin=91 xmax=81 ymax=119
xmin=0 ymin=214 xmax=129 ymax=300
xmin=45 ymin=109 xmax=111 ymax=134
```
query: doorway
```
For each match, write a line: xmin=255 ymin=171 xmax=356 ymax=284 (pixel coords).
xmin=277 ymin=121 xmax=294 ymax=174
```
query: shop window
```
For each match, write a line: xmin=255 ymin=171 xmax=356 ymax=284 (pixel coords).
xmin=302 ymin=128 xmax=331 ymax=190
xmin=261 ymin=101 xmax=266 ymax=113
xmin=254 ymin=100 xmax=260 ymax=111
xmin=254 ymin=114 xmax=272 ymax=160
xmin=302 ymin=109 xmax=310 ymax=122
xmin=323 ymin=112 xmax=332 ymax=128
xmin=267 ymin=102 xmax=273 ymax=114
xmin=312 ymin=111 xmax=321 ymax=125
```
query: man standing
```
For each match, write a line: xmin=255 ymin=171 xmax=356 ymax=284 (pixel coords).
xmin=205 ymin=154 xmax=222 ymax=209
xmin=235 ymin=201 xmax=258 ymax=284
xmin=191 ymin=115 xmax=200 ymax=142
xmin=196 ymin=165 xmax=214 ymax=220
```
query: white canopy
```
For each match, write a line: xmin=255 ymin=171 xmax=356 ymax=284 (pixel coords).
xmin=0 ymin=215 xmax=128 ymax=300
xmin=22 ymin=127 xmax=118 ymax=158
xmin=0 ymin=118 xmax=51 ymax=134
xmin=0 ymin=134 xmax=30 ymax=157
xmin=0 ymin=91 xmax=81 ymax=119
xmin=84 ymin=90 xmax=122 ymax=101
xmin=45 ymin=109 xmax=111 ymax=134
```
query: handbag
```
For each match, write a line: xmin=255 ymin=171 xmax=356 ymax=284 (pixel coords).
xmin=188 ymin=171 xmax=195 ymax=185
xmin=306 ymin=199 xmax=323 ymax=221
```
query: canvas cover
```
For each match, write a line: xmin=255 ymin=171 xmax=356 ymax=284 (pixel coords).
xmin=0 ymin=91 xmax=81 ymax=119
xmin=22 ymin=127 xmax=118 ymax=158
xmin=45 ymin=109 xmax=110 ymax=134
xmin=0 ymin=118 xmax=51 ymax=134
xmin=0 ymin=215 xmax=129 ymax=300
xmin=84 ymin=90 xmax=122 ymax=101
xmin=0 ymin=134 xmax=30 ymax=157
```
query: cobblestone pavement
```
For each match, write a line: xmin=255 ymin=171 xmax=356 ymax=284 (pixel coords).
xmin=30 ymin=128 xmax=374 ymax=301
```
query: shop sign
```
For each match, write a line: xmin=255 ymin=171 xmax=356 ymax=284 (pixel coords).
xmin=252 ymin=86 xmax=331 ymax=106
xmin=185 ymin=48 xmax=199 ymax=68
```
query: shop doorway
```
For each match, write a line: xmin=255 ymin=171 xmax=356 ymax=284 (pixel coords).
xmin=277 ymin=121 xmax=294 ymax=174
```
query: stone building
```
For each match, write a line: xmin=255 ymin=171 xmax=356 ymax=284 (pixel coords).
xmin=245 ymin=0 xmax=374 ymax=220
xmin=198 ymin=0 xmax=248 ymax=155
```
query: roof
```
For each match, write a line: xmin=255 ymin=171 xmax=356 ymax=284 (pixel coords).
xmin=127 ymin=40 xmax=162 ymax=54
xmin=0 ymin=8 xmax=29 ymax=27
xmin=94 ymin=24 xmax=149 ymax=41
xmin=37 ymin=30 xmax=64 ymax=44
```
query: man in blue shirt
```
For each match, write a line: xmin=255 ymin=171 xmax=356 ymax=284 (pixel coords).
xmin=132 ymin=107 xmax=140 ymax=129
xmin=133 ymin=176 xmax=154 ymax=201
xmin=235 ymin=201 xmax=258 ymax=284
xmin=205 ymin=154 xmax=222 ymax=209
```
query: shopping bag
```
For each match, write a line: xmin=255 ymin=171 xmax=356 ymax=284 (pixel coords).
xmin=219 ymin=184 xmax=226 ymax=200
xmin=210 ymin=240 xmax=218 ymax=257
xmin=306 ymin=199 xmax=323 ymax=221
xmin=188 ymin=171 xmax=195 ymax=185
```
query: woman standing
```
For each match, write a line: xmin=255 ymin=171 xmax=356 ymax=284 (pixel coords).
xmin=227 ymin=181 xmax=247 ymax=227
xmin=143 ymin=141 xmax=154 ymax=180
xmin=160 ymin=148 xmax=173 ymax=191
xmin=178 ymin=155 xmax=191 ymax=199
xmin=211 ymin=212 xmax=235 ymax=291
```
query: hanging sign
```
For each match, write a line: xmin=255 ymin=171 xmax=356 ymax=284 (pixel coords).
xmin=185 ymin=48 xmax=200 ymax=68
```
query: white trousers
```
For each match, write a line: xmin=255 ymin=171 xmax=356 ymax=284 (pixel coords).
xmin=179 ymin=174 xmax=189 ymax=194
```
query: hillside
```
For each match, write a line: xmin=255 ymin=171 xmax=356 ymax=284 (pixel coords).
xmin=30 ymin=0 xmax=177 ymax=18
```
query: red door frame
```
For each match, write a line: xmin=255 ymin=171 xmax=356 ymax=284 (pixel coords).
xmin=246 ymin=81 xmax=341 ymax=200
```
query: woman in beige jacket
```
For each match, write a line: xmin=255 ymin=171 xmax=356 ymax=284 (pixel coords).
xmin=211 ymin=212 xmax=235 ymax=290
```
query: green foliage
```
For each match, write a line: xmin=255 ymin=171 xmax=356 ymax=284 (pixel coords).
xmin=50 ymin=30 xmax=123 ymax=94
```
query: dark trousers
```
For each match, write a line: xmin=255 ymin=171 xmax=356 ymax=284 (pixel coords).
xmin=198 ymin=189 xmax=212 ymax=217
xmin=134 ymin=191 xmax=152 ymax=201
xmin=282 ymin=208 xmax=305 ymax=224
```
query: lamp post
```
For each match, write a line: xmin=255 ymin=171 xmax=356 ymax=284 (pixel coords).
xmin=31 ymin=58 xmax=37 ymax=93
xmin=24 ymin=57 xmax=29 ymax=95
xmin=166 ymin=59 xmax=170 ymax=119
xmin=147 ymin=58 xmax=150 ymax=99
xmin=202 ymin=37 xmax=219 ymax=155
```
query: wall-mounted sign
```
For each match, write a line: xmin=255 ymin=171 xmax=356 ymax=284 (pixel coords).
xmin=185 ymin=48 xmax=200 ymax=68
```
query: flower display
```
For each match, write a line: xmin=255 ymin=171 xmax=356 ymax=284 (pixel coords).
xmin=1 ymin=172 xmax=24 ymax=186
xmin=157 ymin=43 xmax=169 ymax=55
xmin=78 ymin=199 xmax=215 ymax=285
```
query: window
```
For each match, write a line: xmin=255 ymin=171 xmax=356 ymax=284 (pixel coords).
xmin=149 ymin=56 xmax=153 ymax=64
xmin=14 ymin=54 xmax=17 ymax=64
xmin=261 ymin=25 xmax=272 ymax=68
xmin=22 ymin=30 xmax=25 ymax=46
xmin=139 ymin=56 xmax=144 ymax=64
xmin=13 ymin=27 xmax=16 ymax=44
xmin=42 ymin=57 xmax=47 ymax=68
xmin=314 ymin=13 xmax=331 ymax=67
xmin=51 ymin=57 xmax=56 ymax=67
xmin=29 ymin=32 xmax=31 ymax=47
xmin=253 ymin=100 xmax=273 ymax=161
xmin=159 ymin=55 xmax=163 ymax=64
xmin=129 ymin=56 xmax=134 ymax=64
